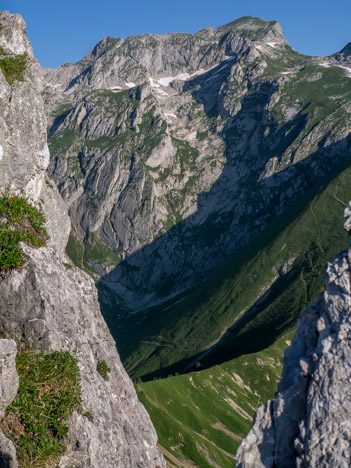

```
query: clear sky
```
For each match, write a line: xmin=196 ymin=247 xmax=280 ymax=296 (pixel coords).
xmin=2 ymin=0 xmax=351 ymax=68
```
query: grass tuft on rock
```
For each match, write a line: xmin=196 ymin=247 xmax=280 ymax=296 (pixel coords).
xmin=0 ymin=53 xmax=27 ymax=85
xmin=0 ymin=194 xmax=48 ymax=275
xmin=97 ymin=360 xmax=111 ymax=380
xmin=2 ymin=350 xmax=82 ymax=468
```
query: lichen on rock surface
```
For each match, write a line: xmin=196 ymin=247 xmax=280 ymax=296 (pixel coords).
xmin=236 ymin=202 xmax=351 ymax=467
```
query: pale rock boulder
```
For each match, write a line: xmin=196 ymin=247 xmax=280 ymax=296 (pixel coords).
xmin=0 ymin=339 xmax=19 ymax=468
xmin=0 ymin=340 xmax=18 ymax=417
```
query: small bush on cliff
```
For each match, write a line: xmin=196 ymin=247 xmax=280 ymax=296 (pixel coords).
xmin=97 ymin=360 xmax=111 ymax=380
xmin=0 ymin=52 xmax=27 ymax=85
xmin=2 ymin=350 xmax=82 ymax=467
xmin=0 ymin=194 xmax=48 ymax=276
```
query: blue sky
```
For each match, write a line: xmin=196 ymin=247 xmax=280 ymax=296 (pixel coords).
xmin=2 ymin=0 xmax=351 ymax=68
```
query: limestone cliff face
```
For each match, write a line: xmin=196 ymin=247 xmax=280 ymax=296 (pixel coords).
xmin=236 ymin=202 xmax=351 ymax=467
xmin=0 ymin=10 xmax=165 ymax=467
xmin=43 ymin=15 xmax=351 ymax=312
xmin=0 ymin=10 xmax=69 ymax=259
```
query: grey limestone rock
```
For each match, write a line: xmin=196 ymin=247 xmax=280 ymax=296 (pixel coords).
xmin=0 ymin=431 xmax=18 ymax=468
xmin=236 ymin=204 xmax=351 ymax=467
xmin=0 ymin=339 xmax=19 ymax=468
xmin=0 ymin=246 xmax=165 ymax=467
xmin=0 ymin=340 xmax=18 ymax=417
xmin=0 ymin=10 xmax=70 ymax=260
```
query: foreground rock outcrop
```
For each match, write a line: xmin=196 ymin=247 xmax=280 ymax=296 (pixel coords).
xmin=236 ymin=202 xmax=351 ymax=467
xmin=0 ymin=10 xmax=165 ymax=467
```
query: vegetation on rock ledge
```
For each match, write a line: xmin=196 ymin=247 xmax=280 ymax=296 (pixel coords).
xmin=0 ymin=51 xmax=27 ymax=86
xmin=97 ymin=360 xmax=111 ymax=380
xmin=1 ymin=350 xmax=82 ymax=468
xmin=0 ymin=194 xmax=48 ymax=276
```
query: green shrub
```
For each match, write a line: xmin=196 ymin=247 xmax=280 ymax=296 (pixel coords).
xmin=2 ymin=350 xmax=82 ymax=467
xmin=0 ymin=194 xmax=48 ymax=275
xmin=83 ymin=411 xmax=94 ymax=423
xmin=97 ymin=360 xmax=111 ymax=380
xmin=0 ymin=53 xmax=27 ymax=85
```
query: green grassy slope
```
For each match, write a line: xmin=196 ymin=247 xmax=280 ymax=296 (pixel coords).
xmin=121 ymin=157 xmax=351 ymax=379
xmin=137 ymin=332 xmax=292 ymax=468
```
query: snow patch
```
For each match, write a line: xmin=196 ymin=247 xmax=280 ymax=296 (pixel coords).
xmin=0 ymin=144 xmax=3 ymax=161
xmin=267 ymin=42 xmax=278 ymax=48
xmin=155 ymin=88 xmax=169 ymax=97
xmin=46 ymin=83 xmax=62 ymax=89
xmin=125 ymin=82 xmax=136 ymax=88
xmin=339 ymin=65 xmax=351 ymax=76
xmin=148 ymin=77 xmax=160 ymax=88
xmin=156 ymin=57 xmax=236 ymax=88
xmin=158 ymin=73 xmax=191 ymax=87
xmin=281 ymin=71 xmax=294 ymax=75
xmin=256 ymin=45 xmax=263 ymax=51
xmin=206 ymin=74 xmax=219 ymax=82
xmin=319 ymin=62 xmax=351 ymax=77
xmin=165 ymin=113 xmax=177 ymax=119
xmin=110 ymin=86 xmax=122 ymax=90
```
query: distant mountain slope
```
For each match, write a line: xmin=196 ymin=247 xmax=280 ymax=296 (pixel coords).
xmin=119 ymin=157 xmax=351 ymax=379
xmin=43 ymin=16 xmax=351 ymax=314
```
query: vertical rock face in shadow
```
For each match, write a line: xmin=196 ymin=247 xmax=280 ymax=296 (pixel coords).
xmin=236 ymin=201 xmax=351 ymax=468
xmin=0 ymin=10 xmax=165 ymax=467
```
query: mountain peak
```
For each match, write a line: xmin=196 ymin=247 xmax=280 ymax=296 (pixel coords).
xmin=334 ymin=41 xmax=351 ymax=62
xmin=215 ymin=16 xmax=287 ymax=46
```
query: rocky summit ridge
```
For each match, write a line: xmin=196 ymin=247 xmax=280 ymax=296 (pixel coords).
xmin=0 ymin=10 xmax=165 ymax=468
xmin=236 ymin=203 xmax=351 ymax=467
xmin=43 ymin=15 xmax=351 ymax=317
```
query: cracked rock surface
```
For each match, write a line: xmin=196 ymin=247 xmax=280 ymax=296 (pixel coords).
xmin=0 ymin=246 xmax=165 ymax=467
xmin=236 ymin=202 xmax=351 ymax=468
